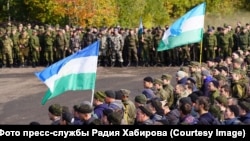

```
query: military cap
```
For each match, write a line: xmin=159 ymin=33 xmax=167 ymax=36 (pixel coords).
xmin=209 ymin=104 xmax=221 ymax=119
xmin=34 ymin=25 xmax=39 ymax=30
xmin=27 ymin=23 xmax=31 ymax=26
xmin=215 ymin=95 xmax=228 ymax=106
xmin=32 ymin=29 xmax=38 ymax=33
xmin=238 ymin=100 xmax=250 ymax=112
xmin=48 ymin=103 xmax=62 ymax=116
xmin=94 ymin=91 xmax=106 ymax=102
xmin=161 ymin=74 xmax=172 ymax=80
xmin=179 ymin=67 xmax=189 ymax=74
xmin=119 ymin=89 xmax=131 ymax=97
xmin=232 ymin=58 xmax=243 ymax=64
xmin=215 ymin=74 xmax=227 ymax=81
xmin=138 ymin=105 xmax=153 ymax=117
xmin=107 ymin=110 xmax=123 ymax=125
xmin=154 ymin=78 xmax=164 ymax=85
xmin=22 ymin=26 xmax=27 ymax=32
xmin=40 ymin=26 xmax=44 ymax=29
xmin=134 ymin=94 xmax=147 ymax=104
xmin=77 ymin=103 xmax=93 ymax=114
xmin=45 ymin=24 xmax=51 ymax=30
xmin=224 ymin=23 xmax=229 ymax=28
xmin=188 ymin=61 xmax=199 ymax=67
xmin=230 ymin=69 xmax=242 ymax=75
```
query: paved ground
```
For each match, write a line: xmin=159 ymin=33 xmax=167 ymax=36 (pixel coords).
xmin=0 ymin=66 xmax=179 ymax=125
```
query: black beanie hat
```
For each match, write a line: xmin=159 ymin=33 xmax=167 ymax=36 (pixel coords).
xmin=228 ymin=105 xmax=240 ymax=117
xmin=104 ymin=90 xmax=116 ymax=98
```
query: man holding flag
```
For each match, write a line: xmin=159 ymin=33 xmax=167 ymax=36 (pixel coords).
xmin=157 ymin=2 xmax=206 ymax=64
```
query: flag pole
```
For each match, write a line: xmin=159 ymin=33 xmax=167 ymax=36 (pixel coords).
xmin=90 ymin=89 xmax=95 ymax=106
xmin=199 ymin=41 xmax=203 ymax=64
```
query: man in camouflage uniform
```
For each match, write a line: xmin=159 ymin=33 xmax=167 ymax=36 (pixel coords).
xmin=29 ymin=30 xmax=41 ymax=67
xmin=97 ymin=28 xmax=108 ymax=67
xmin=1 ymin=34 xmax=13 ymax=68
xmin=18 ymin=30 xmax=30 ymax=67
xmin=110 ymin=28 xmax=124 ymax=67
xmin=6 ymin=22 xmax=12 ymax=36
xmin=203 ymin=28 xmax=217 ymax=61
xmin=141 ymin=28 xmax=153 ymax=67
xmin=81 ymin=27 xmax=95 ymax=49
xmin=217 ymin=27 xmax=233 ymax=59
xmin=124 ymin=29 xmax=139 ymax=67
xmin=54 ymin=29 xmax=66 ymax=62
xmin=244 ymin=47 xmax=250 ymax=77
xmin=189 ymin=61 xmax=202 ymax=89
xmin=0 ymin=28 xmax=6 ymax=67
xmin=153 ymin=78 xmax=170 ymax=101
xmin=179 ymin=45 xmax=191 ymax=66
xmin=231 ymin=69 xmax=249 ymax=100
xmin=44 ymin=30 xmax=54 ymax=66
xmin=70 ymin=30 xmax=81 ymax=54
xmin=38 ymin=26 xmax=46 ymax=66
xmin=64 ymin=25 xmax=71 ymax=57
xmin=161 ymin=74 xmax=174 ymax=108
xmin=119 ymin=89 xmax=136 ymax=125
xmin=153 ymin=28 xmax=164 ymax=66
xmin=239 ymin=27 xmax=250 ymax=51
xmin=26 ymin=23 xmax=33 ymax=36
xmin=10 ymin=26 xmax=20 ymax=67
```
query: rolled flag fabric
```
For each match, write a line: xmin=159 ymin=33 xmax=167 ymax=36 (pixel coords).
xmin=138 ymin=17 xmax=143 ymax=35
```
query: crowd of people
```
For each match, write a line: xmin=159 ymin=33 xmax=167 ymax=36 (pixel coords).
xmin=30 ymin=49 xmax=250 ymax=125
xmin=0 ymin=21 xmax=248 ymax=69
xmin=1 ymin=21 xmax=250 ymax=125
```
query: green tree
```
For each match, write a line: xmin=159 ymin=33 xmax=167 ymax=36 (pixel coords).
xmin=116 ymin=0 xmax=146 ymax=27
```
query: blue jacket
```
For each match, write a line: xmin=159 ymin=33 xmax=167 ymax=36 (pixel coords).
xmin=239 ymin=112 xmax=250 ymax=124
xmin=94 ymin=103 xmax=109 ymax=119
xmin=201 ymin=76 xmax=214 ymax=97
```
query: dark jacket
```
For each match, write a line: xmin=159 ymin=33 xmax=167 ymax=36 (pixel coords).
xmin=94 ymin=103 xmax=109 ymax=119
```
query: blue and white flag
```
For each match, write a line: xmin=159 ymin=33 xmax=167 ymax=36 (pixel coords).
xmin=35 ymin=41 xmax=100 ymax=105
xmin=138 ymin=17 xmax=143 ymax=35
xmin=158 ymin=2 xmax=206 ymax=51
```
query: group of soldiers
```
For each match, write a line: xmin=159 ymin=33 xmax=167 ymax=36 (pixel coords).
xmin=0 ymin=21 xmax=250 ymax=68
